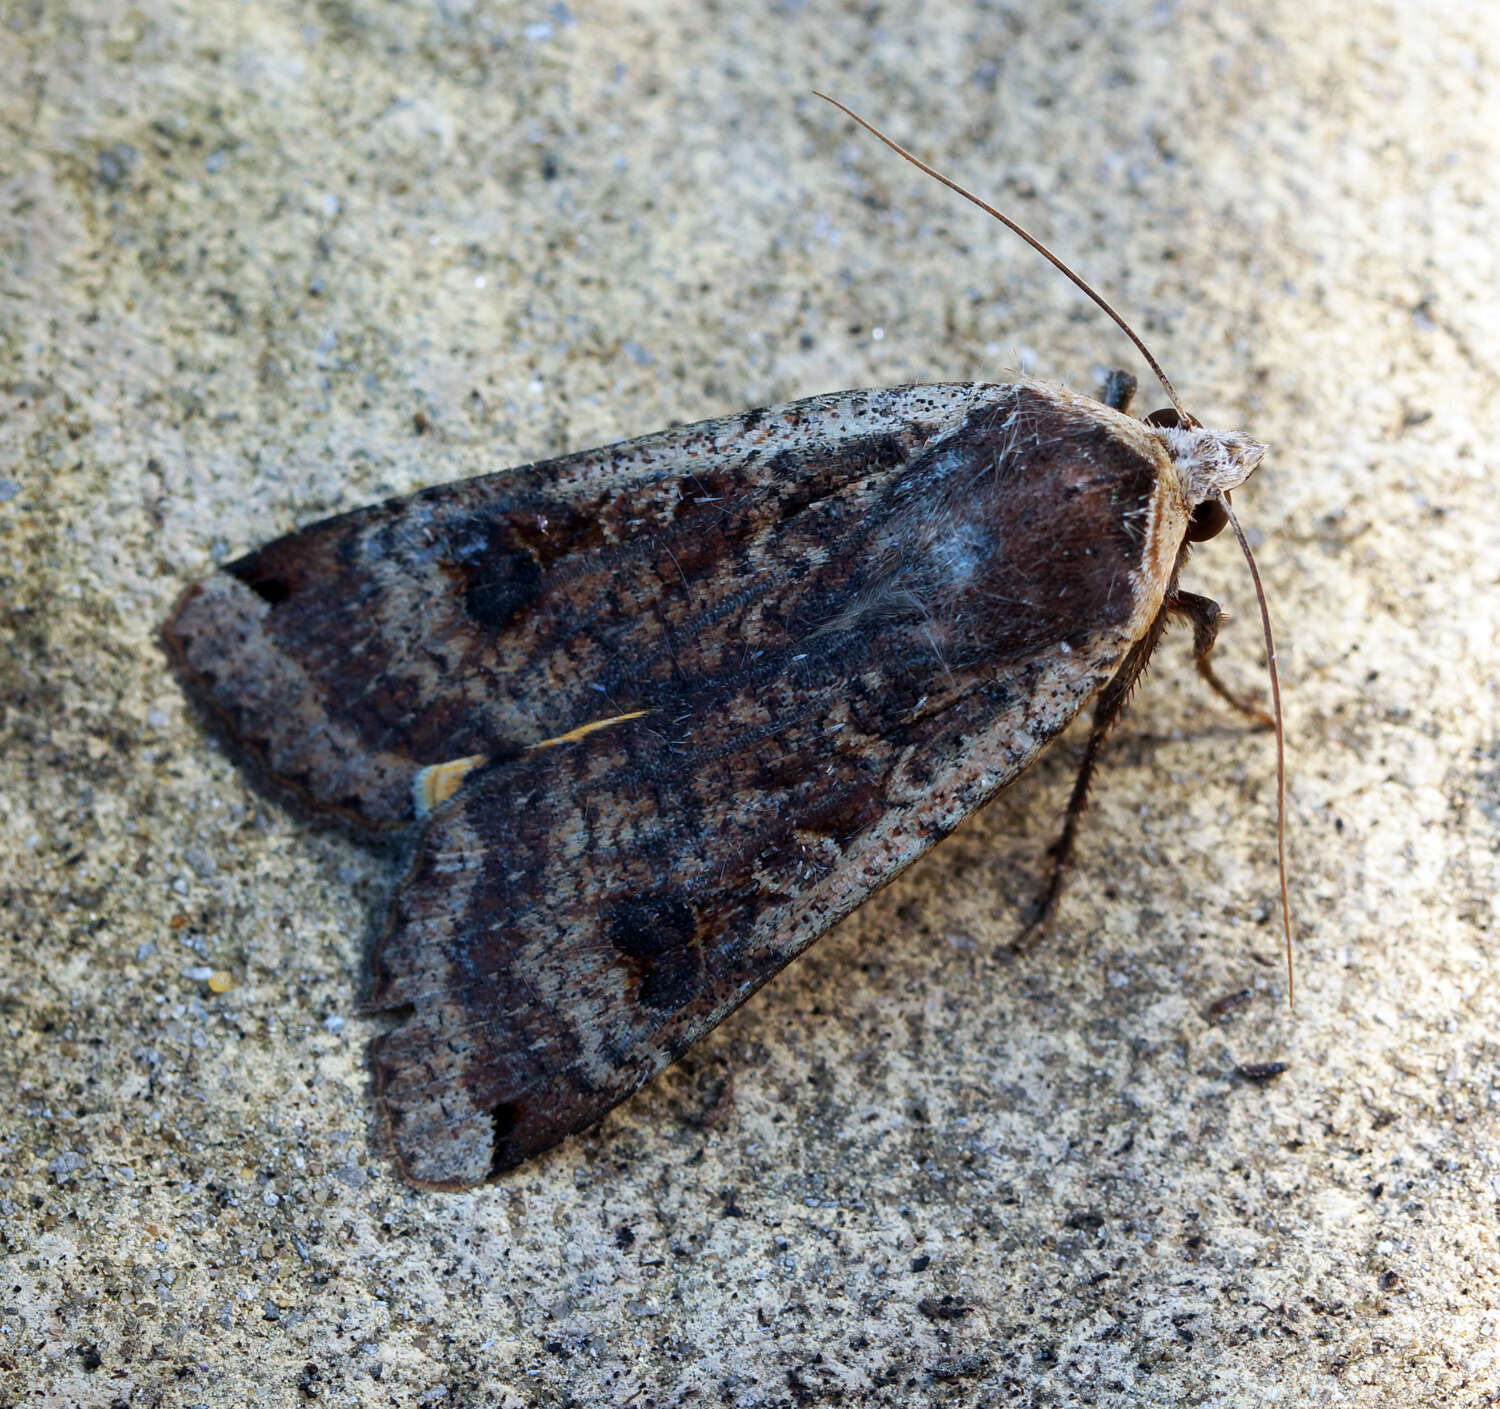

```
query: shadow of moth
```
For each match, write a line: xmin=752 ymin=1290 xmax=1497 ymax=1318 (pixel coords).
xmin=163 ymin=98 xmax=1283 ymax=1189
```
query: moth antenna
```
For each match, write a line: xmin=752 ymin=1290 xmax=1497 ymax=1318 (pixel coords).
xmin=1222 ymin=499 xmax=1293 ymax=1006
xmin=813 ymin=91 xmax=1198 ymax=428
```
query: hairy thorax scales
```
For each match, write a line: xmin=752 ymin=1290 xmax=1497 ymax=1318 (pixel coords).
xmin=841 ymin=381 xmax=1179 ymax=673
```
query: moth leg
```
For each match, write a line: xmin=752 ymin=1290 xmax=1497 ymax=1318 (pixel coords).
xmin=1096 ymin=369 xmax=1137 ymax=413
xmin=1015 ymin=618 xmax=1164 ymax=948
xmin=1170 ymin=591 xmax=1273 ymax=728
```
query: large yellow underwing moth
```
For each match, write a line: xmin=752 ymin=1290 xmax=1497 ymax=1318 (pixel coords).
xmin=164 ymin=98 xmax=1286 ymax=1189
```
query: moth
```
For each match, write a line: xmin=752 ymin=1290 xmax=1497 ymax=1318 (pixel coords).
xmin=164 ymin=98 xmax=1285 ymax=1189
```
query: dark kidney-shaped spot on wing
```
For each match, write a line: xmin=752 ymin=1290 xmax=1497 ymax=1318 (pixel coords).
xmin=446 ymin=516 xmax=546 ymax=631
xmin=607 ymin=892 xmax=703 ymax=1011
xmin=465 ymin=550 xmax=543 ymax=631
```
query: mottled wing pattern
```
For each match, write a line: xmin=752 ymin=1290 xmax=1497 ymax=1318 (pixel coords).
xmin=372 ymin=639 xmax=1130 ymax=1187
xmin=168 ymin=380 xmax=1192 ymax=1187
xmin=363 ymin=384 xmax=1178 ymax=1186
xmin=165 ymin=386 xmax=998 ymax=828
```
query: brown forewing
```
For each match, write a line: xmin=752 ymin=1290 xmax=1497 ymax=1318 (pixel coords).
xmin=166 ymin=384 xmax=1008 ymax=828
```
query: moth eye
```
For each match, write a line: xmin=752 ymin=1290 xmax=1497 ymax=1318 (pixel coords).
xmin=1186 ymin=498 xmax=1229 ymax=542
xmin=1143 ymin=407 xmax=1182 ymax=428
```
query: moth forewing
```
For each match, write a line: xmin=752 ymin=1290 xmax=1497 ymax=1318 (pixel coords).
xmin=164 ymin=384 xmax=995 ymax=831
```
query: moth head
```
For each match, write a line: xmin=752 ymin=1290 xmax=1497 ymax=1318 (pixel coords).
xmin=1144 ymin=406 xmax=1267 ymax=543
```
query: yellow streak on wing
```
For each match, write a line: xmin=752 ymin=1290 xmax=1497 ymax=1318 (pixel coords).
xmin=523 ymin=709 xmax=652 ymax=753
xmin=411 ymin=710 xmax=652 ymax=817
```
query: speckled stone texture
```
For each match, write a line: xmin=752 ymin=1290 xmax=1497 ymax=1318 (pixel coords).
xmin=2 ymin=2 xmax=1497 ymax=1406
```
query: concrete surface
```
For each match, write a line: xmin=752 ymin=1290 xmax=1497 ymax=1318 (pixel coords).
xmin=2 ymin=1 xmax=1498 ymax=1404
